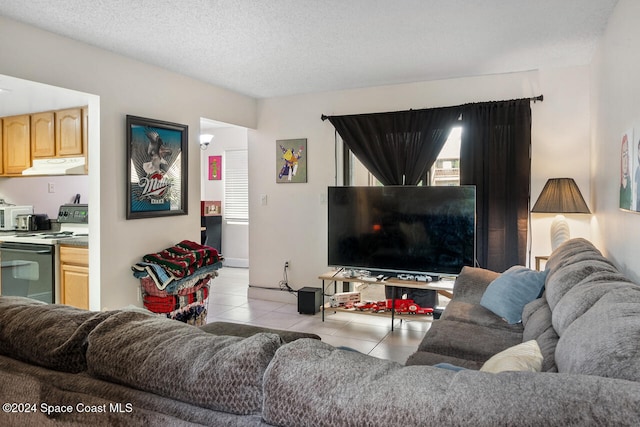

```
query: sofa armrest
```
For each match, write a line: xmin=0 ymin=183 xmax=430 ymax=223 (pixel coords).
xmin=451 ymin=266 xmax=500 ymax=304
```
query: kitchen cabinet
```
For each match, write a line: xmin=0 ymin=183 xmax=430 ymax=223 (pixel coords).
xmin=0 ymin=106 xmax=88 ymax=176
xmin=2 ymin=114 xmax=31 ymax=175
xmin=60 ymin=245 xmax=89 ymax=309
xmin=31 ymin=111 xmax=56 ymax=158
xmin=56 ymin=108 xmax=83 ymax=157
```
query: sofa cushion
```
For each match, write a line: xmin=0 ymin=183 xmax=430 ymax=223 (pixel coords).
xmin=545 ymin=258 xmax=619 ymax=311
xmin=263 ymin=338 xmax=455 ymax=426
xmin=480 ymin=340 xmax=543 ymax=373
xmin=405 ymin=350 xmax=484 ymax=369
xmin=480 ymin=266 xmax=547 ymax=324
xmin=535 ymin=328 xmax=559 ymax=373
xmin=544 ymin=238 xmax=605 ymax=278
xmin=416 ymin=319 xmax=522 ymax=363
xmin=451 ymin=266 xmax=500 ymax=304
xmin=441 ymin=300 xmax=522 ymax=331
xmin=86 ymin=311 xmax=281 ymax=415
xmin=555 ymin=284 xmax=640 ymax=382
xmin=551 ymin=272 xmax=634 ymax=336
xmin=263 ymin=338 xmax=640 ymax=426
xmin=522 ymin=295 xmax=558 ymax=372
xmin=521 ymin=295 xmax=547 ymax=326
xmin=200 ymin=320 xmax=321 ymax=342
xmin=0 ymin=296 xmax=115 ymax=373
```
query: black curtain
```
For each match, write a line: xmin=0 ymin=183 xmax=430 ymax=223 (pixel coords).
xmin=459 ymin=99 xmax=532 ymax=272
xmin=325 ymin=106 xmax=461 ymax=185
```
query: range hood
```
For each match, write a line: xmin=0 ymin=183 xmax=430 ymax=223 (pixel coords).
xmin=22 ymin=157 xmax=86 ymax=176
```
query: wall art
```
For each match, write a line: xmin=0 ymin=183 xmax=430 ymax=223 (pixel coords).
xmin=126 ymin=115 xmax=188 ymax=219
xmin=620 ymin=129 xmax=633 ymax=211
xmin=276 ymin=138 xmax=307 ymax=183
xmin=208 ymin=155 xmax=222 ymax=180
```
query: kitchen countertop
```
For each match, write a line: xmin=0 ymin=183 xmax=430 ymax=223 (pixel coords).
xmin=0 ymin=231 xmax=88 ymax=247
xmin=59 ymin=237 xmax=88 ymax=247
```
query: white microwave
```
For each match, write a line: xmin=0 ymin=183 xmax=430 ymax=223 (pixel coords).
xmin=0 ymin=206 xmax=34 ymax=231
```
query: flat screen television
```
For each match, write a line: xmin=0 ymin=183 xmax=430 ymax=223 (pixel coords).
xmin=327 ymin=186 xmax=476 ymax=277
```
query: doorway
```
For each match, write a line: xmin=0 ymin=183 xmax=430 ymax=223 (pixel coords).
xmin=0 ymin=73 xmax=99 ymax=308
xmin=200 ymin=118 xmax=249 ymax=268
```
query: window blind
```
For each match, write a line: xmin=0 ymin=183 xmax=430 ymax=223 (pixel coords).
xmin=224 ymin=149 xmax=249 ymax=222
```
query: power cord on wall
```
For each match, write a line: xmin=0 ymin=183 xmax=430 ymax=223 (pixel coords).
xmin=279 ymin=262 xmax=296 ymax=294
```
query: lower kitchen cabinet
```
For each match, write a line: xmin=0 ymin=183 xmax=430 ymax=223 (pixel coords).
xmin=60 ymin=245 xmax=89 ymax=309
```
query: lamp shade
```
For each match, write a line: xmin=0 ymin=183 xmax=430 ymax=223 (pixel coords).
xmin=200 ymin=134 xmax=214 ymax=144
xmin=531 ymin=178 xmax=591 ymax=214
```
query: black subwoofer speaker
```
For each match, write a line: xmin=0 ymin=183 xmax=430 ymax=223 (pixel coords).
xmin=298 ymin=287 xmax=322 ymax=314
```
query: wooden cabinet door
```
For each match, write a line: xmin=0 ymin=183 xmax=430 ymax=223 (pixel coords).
xmin=60 ymin=246 xmax=89 ymax=309
xmin=61 ymin=263 xmax=89 ymax=309
xmin=56 ymin=108 xmax=83 ymax=156
xmin=31 ymin=111 xmax=56 ymax=158
xmin=2 ymin=114 xmax=31 ymax=174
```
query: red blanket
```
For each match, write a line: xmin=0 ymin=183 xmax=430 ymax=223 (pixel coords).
xmin=142 ymin=240 xmax=220 ymax=278
xmin=143 ymin=286 xmax=209 ymax=313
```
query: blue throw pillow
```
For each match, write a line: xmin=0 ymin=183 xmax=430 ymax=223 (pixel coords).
xmin=480 ymin=266 xmax=548 ymax=324
xmin=433 ymin=363 xmax=467 ymax=372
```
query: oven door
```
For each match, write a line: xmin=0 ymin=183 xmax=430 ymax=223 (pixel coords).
xmin=0 ymin=242 xmax=54 ymax=303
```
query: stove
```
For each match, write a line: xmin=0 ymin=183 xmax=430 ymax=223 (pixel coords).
xmin=0 ymin=204 xmax=88 ymax=245
xmin=0 ymin=204 xmax=88 ymax=304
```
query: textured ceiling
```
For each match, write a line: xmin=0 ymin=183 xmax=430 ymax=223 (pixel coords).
xmin=0 ymin=0 xmax=619 ymax=99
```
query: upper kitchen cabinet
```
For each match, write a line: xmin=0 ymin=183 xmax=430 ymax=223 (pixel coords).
xmin=31 ymin=111 xmax=56 ymax=158
xmin=2 ymin=114 xmax=31 ymax=175
xmin=31 ymin=107 xmax=85 ymax=160
xmin=1 ymin=106 xmax=88 ymax=176
xmin=56 ymin=108 xmax=83 ymax=157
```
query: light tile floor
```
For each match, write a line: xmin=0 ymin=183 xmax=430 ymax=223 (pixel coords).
xmin=206 ymin=267 xmax=439 ymax=364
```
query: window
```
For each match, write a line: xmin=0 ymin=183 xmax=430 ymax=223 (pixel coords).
xmin=224 ymin=149 xmax=248 ymax=222
xmin=345 ymin=126 xmax=461 ymax=186
xmin=430 ymin=126 xmax=461 ymax=186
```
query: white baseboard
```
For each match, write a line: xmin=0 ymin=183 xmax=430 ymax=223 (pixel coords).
xmin=223 ymin=258 xmax=249 ymax=268
xmin=247 ymin=286 xmax=298 ymax=304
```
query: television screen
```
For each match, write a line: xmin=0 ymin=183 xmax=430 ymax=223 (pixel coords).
xmin=327 ymin=186 xmax=476 ymax=276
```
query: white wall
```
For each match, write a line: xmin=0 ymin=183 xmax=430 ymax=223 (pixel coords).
xmin=250 ymin=67 xmax=592 ymax=301
xmin=200 ymin=126 xmax=249 ymax=267
xmin=590 ymin=0 xmax=640 ymax=282
xmin=1 ymin=11 xmax=615 ymax=309
xmin=0 ymin=176 xmax=88 ymax=218
xmin=0 ymin=16 xmax=257 ymax=310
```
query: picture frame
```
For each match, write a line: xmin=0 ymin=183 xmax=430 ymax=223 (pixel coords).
xmin=208 ymin=155 xmax=222 ymax=180
xmin=126 ymin=115 xmax=188 ymax=219
xmin=620 ymin=129 xmax=633 ymax=211
xmin=276 ymin=138 xmax=307 ymax=183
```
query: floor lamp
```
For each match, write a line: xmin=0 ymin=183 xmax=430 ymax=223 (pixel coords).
xmin=531 ymin=178 xmax=591 ymax=251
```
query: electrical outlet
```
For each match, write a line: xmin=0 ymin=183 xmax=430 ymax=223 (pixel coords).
xmin=284 ymin=261 xmax=290 ymax=269
xmin=48 ymin=182 xmax=55 ymax=193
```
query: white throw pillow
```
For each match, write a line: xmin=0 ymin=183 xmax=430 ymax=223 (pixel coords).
xmin=480 ymin=340 xmax=543 ymax=373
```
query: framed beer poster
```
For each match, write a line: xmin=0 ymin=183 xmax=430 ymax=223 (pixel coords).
xmin=126 ymin=115 xmax=188 ymax=219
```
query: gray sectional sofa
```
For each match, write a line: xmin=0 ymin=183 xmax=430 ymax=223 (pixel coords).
xmin=1 ymin=238 xmax=639 ymax=426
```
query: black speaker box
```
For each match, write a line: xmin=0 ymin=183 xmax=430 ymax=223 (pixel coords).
xmin=298 ymin=287 xmax=322 ymax=314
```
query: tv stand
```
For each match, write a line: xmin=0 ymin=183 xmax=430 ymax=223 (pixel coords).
xmin=318 ymin=270 xmax=455 ymax=331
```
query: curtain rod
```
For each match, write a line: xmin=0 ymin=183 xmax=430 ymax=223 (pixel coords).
xmin=321 ymin=94 xmax=544 ymax=121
